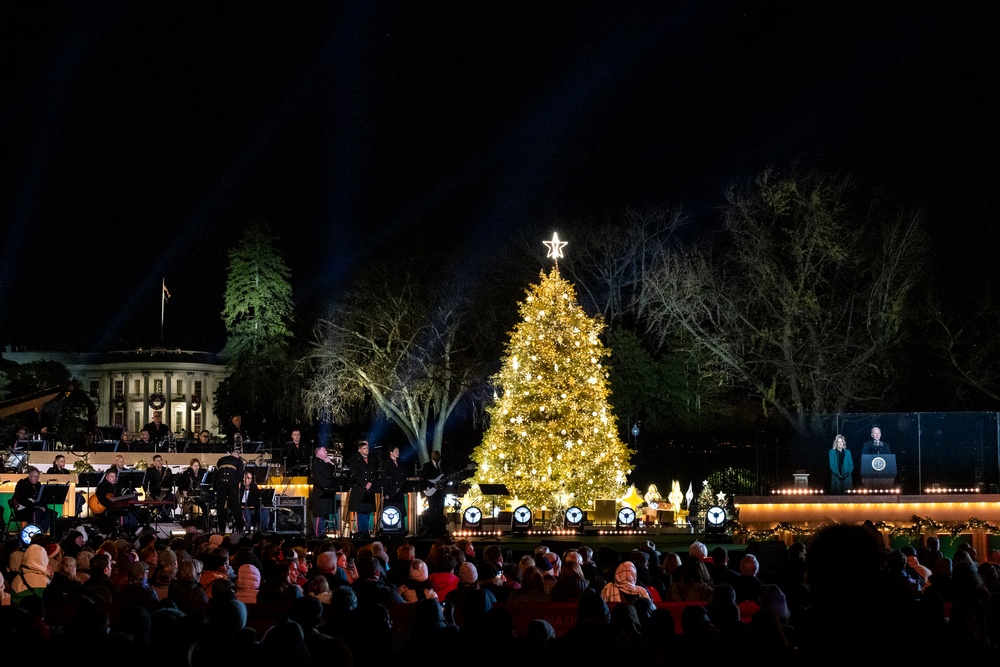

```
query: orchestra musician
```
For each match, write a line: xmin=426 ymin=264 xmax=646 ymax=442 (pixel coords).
xmin=48 ymin=454 xmax=86 ymax=515
xmin=282 ymin=428 xmax=307 ymax=473
xmin=310 ymin=445 xmax=339 ymax=538
xmin=24 ymin=406 xmax=53 ymax=445
xmin=12 ymin=466 xmax=52 ymax=532
xmin=116 ymin=429 xmax=135 ymax=453
xmin=240 ymin=471 xmax=270 ymax=532
xmin=46 ymin=454 xmax=70 ymax=475
xmin=91 ymin=468 xmax=138 ymax=537
xmin=142 ymin=411 xmax=171 ymax=446
xmin=176 ymin=458 xmax=209 ymax=524
xmin=110 ymin=454 xmax=128 ymax=474
xmin=142 ymin=454 xmax=176 ymax=520
xmin=226 ymin=414 xmax=247 ymax=453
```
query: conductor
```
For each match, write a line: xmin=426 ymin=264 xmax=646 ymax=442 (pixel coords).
xmin=214 ymin=449 xmax=245 ymax=533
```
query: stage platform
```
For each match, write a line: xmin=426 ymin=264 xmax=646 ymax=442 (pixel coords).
xmin=735 ymin=492 xmax=1000 ymax=555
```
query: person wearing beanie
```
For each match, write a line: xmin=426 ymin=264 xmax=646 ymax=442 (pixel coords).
xmin=446 ymin=561 xmax=497 ymax=619
xmin=399 ymin=558 xmax=439 ymax=603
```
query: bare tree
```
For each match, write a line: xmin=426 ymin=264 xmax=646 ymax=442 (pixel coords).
xmin=639 ymin=169 xmax=928 ymax=435
xmin=928 ymin=292 xmax=1000 ymax=406
xmin=301 ymin=265 xmax=493 ymax=464
xmin=542 ymin=207 xmax=686 ymax=326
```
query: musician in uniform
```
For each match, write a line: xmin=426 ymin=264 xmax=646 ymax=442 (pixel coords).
xmin=240 ymin=470 xmax=270 ymax=532
xmin=348 ymin=440 xmax=378 ymax=538
xmin=48 ymin=454 xmax=86 ymax=516
xmin=226 ymin=414 xmax=247 ymax=453
xmin=142 ymin=454 xmax=176 ymax=520
xmin=214 ymin=449 xmax=245 ymax=533
xmin=176 ymin=458 xmax=209 ymax=526
xmin=12 ymin=466 xmax=51 ymax=532
xmin=310 ymin=445 xmax=340 ymax=538
xmin=138 ymin=428 xmax=155 ymax=452
xmin=116 ymin=429 xmax=135 ymax=453
xmin=142 ymin=411 xmax=171 ymax=448
xmin=46 ymin=454 xmax=70 ymax=475
xmin=110 ymin=454 xmax=128 ymax=474
xmin=420 ymin=450 xmax=448 ymax=538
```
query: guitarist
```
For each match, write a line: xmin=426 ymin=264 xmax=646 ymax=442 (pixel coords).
xmin=420 ymin=450 xmax=448 ymax=538
xmin=93 ymin=469 xmax=138 ymax=537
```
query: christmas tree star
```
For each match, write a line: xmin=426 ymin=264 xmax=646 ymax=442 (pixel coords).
xmin=543 ymin=232 xmax=567 ymax=260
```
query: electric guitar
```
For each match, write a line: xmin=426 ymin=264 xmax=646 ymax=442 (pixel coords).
xmin=88 ymin=491 xmax=138 ymax=514
xmin=423 ymin=464 xmax=475 ymax=496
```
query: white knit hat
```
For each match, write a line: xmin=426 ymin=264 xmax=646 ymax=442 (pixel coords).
xmin=410 ymin=559 xmax=429 ymax=582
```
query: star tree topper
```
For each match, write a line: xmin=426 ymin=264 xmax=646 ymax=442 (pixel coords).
xmin=543 ymin=232 xmax=567 ymax=260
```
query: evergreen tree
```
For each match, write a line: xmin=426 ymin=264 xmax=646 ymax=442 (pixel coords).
xmin=469 ymin=265 xmax=634 ymax=518
xmin=217 ymin=225 xmax=296 ymax=424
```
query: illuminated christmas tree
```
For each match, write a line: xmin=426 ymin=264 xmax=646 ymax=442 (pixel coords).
xmin=468 ymin=234 xmax=634 ymax=519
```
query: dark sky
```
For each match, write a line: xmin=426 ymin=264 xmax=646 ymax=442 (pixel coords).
xmin=2 ymin=2 xmax=998 ymax=353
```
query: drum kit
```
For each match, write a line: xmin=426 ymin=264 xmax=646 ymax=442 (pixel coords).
xmin=2 ymin=447 xmax=30 ymax=473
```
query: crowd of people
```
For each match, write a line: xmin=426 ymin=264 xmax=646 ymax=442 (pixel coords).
xmin=3 ymin=521 xmax=999 ymax=659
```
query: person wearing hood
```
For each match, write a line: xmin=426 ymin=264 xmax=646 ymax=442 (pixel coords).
xmin=600 ymin=560 xmax=652 ymax=604
xmin=235 ymin=563 xmax=260 ymax=604
xmin=11 ymin=543 xmax=51 ymax=606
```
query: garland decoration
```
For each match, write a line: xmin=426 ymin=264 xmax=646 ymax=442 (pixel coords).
xmin=731 ymin=514 xmax=1000 ymax=541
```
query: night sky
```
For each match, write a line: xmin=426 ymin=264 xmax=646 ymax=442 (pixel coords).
xmin=2 ymin=3 xmax=998 ymax=354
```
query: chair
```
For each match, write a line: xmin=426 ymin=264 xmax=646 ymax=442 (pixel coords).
xmin=4 ymin=498 xmax=23 ymax=534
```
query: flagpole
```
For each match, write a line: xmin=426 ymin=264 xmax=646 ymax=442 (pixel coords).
xmin=161 ymin=277 xmax=166 ymax=342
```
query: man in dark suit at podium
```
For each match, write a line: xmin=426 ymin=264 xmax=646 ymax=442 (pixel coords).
xmin=861 ymin=426 xmax=895 ymax=489
xmin=862 ymin=426 xmax=891 ymax=455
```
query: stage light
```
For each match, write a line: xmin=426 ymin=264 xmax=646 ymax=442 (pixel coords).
xmin=564 ymin=505 xmax=585 ymax=531
xmin=511 ymin=505 xmax=532 ymax=535
xmin=462 ymin=506 xmax=483 ymax=530
xmin=379 ymin=505 xmax=405 ymax=535
xmin=19 ymin=524 xmax=41 ymax=547
xmin=616 ymin=506 xmax=637 ymax=529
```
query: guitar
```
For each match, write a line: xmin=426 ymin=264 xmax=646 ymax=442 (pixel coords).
xmin=423 ymin=464 xmax=475 ymax=496
xmin=88 ymin=491 xmax=138 ymax=514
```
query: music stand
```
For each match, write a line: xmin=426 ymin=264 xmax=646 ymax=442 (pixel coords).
xmin=119 ymin=471 xmax=145 ymax=494
xmin=39 ymin=484 xmax=69 ymax=535
xmin=258 ymin=488 xmax=276 ymax=531
xmin=77 ymin=472 xmax=104 ymax=488
xmin=477 ymin=484 xmax=509 ymax=538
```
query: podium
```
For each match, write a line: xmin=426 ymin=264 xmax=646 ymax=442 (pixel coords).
xmin=861 ymin=453 xmax=897 ymax=489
